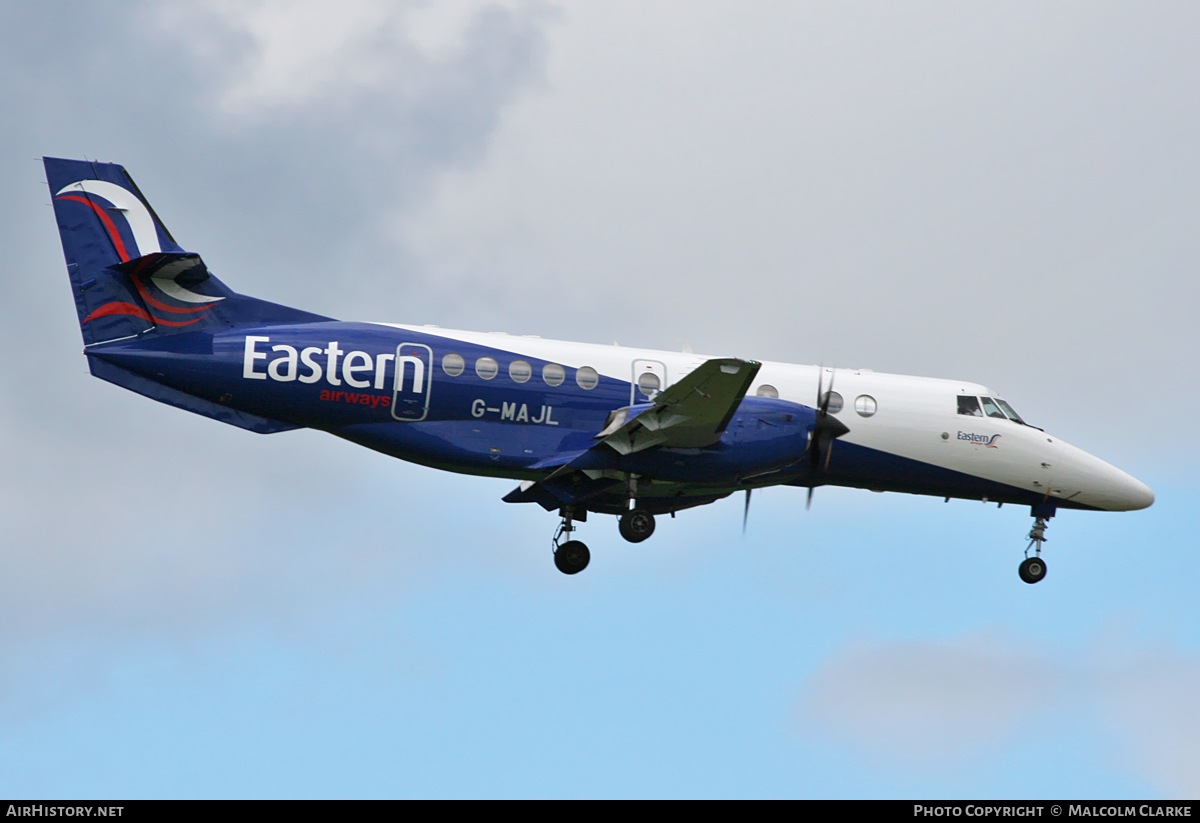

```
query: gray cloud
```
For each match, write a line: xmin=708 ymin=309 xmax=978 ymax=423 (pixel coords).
xmin=0 ymin=0 xmax=553 ymax=698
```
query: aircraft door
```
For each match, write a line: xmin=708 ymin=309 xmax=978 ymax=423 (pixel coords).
xmin=391 ymin=342 xmax=433 ymax=421
xmin=631 ymin=359 xmax=668 ymax=404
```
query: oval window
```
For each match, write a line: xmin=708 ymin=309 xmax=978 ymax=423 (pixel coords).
xmin=576 ymin=366 xmax=599 ymax=390
xmin=821 ymin=391 xmax=844 ymax=414
xmin=509 ymin=359 xmax=532 ymax=383
xmin=637 ymin=372 xmax=661 ymax=398
xmin=855 ymin=394 xmax=877 ymax=417
xmin=756 ymin=384 xmax=779 ymax=398
xmin=442 ymin=353 xmax=465 ymax=377
xmin=475 ymin=356 xmax=498 ymax=380
xmin=542 ymin=363 xmax=565 ymax=387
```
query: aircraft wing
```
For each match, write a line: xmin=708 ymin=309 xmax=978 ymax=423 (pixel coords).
xmin=592 ymin=357 xmax=760 ymax=454
xmin=502 ymin=358 xmax=759 ymax=510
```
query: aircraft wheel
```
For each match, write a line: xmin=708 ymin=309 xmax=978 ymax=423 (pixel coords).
xmin=619 ymin=509 xmax=656 ymax=543
xmin=554 ymin=540 xmax=590 ymax=575
xmin=1019 ymin=556 xmax=1047 ymax=584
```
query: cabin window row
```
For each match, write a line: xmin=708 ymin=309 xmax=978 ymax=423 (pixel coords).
xmin=957 ymin=395 xmax=1026 ymax=424
xmin=441 ymin=353 xmax=600 ymax=390
xmin=755 ymin=384 xmax=879 ymax=417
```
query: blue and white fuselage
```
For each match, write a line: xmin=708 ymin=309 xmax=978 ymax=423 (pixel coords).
xmin=90 ymin=320 xmax=1153 ymax=514
xmin=45 ymin=157 xmax=1153 ymax=579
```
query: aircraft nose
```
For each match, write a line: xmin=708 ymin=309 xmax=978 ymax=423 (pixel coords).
xmin=1082 ymin=460 xmax=1155 ymax=511
xmin=1054 ymin=439 xmax=1154 ymax=511
xmin=1111 ymin=472 xmax=1155 ymax=511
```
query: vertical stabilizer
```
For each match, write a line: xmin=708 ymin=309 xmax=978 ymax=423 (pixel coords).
xmin=45 ymin=157 xmax=331 ymax=345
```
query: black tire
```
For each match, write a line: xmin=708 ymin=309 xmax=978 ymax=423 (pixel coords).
xmin=554 ymin=540 xmax=590 ymax=574
xmin=1019 ymin=556 xmax=1047 ymax=584
xmin=618 ymin=509 xmax=656 ymax=543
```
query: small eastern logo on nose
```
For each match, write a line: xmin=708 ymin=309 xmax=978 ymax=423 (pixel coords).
xmin=957 ymin=431 xmax=1002 ymax=448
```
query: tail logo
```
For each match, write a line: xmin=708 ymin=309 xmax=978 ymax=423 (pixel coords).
xmin=57 ymin=179 xmax=225 ymax=328
xmin=56 ymin=180 xmax=161 ymax=260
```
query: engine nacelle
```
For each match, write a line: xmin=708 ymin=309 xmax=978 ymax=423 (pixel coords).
xmin=615 ymin=396 xmax=815 ymax=483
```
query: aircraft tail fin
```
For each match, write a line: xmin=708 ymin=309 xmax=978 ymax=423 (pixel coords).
xmin=44 ymin=157 xmax=330 ymax=346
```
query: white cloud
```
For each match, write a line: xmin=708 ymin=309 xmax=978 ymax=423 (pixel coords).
xmin=796 ymin=630 xmax=1200 ymax=796
xmin=797 ymin=632 xmax=1065 ymax=762
xmin=1096 ymin=648 xmax=1200 ymax=796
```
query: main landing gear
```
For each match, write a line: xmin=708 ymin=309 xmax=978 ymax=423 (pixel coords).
xmin=549 ymin=501 xmax=659 ymax=575
xmin=619 ymin=508 xmax=655 ymax=543
xmin=552 ymin=508 xmax=590 ymax=575
xmin=1019 ymin=516 xmax=1049 ymax=584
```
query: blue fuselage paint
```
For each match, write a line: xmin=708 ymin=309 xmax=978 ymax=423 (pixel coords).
xmin=86 ymin=321 xmax=1097 ymax=510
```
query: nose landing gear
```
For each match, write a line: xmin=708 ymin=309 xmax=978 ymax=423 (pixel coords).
xmin=1019 ymin=516 xmax=1049 ymax=584
xmin=552 ymin=508 xmax=590 ymax=575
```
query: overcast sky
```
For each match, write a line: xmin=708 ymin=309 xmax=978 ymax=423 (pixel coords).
xmin=1 ymin=0 xmax=1197 ymax=798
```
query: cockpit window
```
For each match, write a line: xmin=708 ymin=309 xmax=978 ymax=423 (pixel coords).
xmin=980 ymin=397 xmax=1007 ymax=420
xmin=957 ymin=396 xmax=983 ymax=417
xmin=994 ymin=398 xmax=1026 ymax=425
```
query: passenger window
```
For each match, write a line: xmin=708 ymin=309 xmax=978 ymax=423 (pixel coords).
xmin=957 ymin=396 xmax=983 ymax=417
xmin=542 ymin=363 xmax=565 ymax=387
xmin=637 ymin=372 xmax=661 ymax=398
xmin=756 ymin=384 xmax=779 ymax=399
xmin=442 ymin=353 xmax=465 ymax=377
xmin=854 ymin=395 xmax=877 ymax=417
xmin=509 ymin=360 xmax=532 ymax=383
xmin=980 ymin=397 xmax=1007 ymax=420
xmin=475 ymin=356 xmax=498 ymax=380
xmin=576 ymin=366 xmax=599 ymax=390
xmin=821 ymin=391 xmax=843 ymax=414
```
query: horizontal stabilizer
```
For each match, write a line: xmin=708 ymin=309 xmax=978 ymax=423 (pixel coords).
xmin=111 ymin=252 xmax=212 ymax=288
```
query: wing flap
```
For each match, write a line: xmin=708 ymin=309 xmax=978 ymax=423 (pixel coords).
xmin=599 ymin=357 xmax=759 ymax=453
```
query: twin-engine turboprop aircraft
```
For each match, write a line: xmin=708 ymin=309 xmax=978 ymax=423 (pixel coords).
xmin=44 ymin=157 xmax=1154 ymax=580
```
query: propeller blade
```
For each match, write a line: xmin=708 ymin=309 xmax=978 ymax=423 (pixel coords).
xmin=742 ymin=488 xmax=752 ymax=535
xmin=818 ymin=366 xmax=837 ymax=415
xmin=806 ymin=365 xmax=849 ymax=507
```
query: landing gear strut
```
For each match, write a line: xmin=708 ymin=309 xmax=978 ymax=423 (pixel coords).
xmin=1019 ymin=516 xmax=1049 ymax=584
xmin=553 ymin=508 xmax=590 ymax=575
xmin=619 ymin=508 xmax=655 ymax=543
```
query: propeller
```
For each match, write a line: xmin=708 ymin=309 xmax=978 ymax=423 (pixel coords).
xmin=806 ymin=366 xmax=850 ymax=509
xmin=742 ymin=488 xmax=752 ymax=535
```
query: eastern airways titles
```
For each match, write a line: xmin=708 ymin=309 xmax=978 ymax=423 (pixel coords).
xmin=242 ymin=335 xmax=423 ymax=390
xmin=243 ymin=335 xmax=559 ymax=425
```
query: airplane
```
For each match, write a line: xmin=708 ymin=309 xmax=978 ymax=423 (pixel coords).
xmin=43 ymin=157 xmax=1154 ymax=580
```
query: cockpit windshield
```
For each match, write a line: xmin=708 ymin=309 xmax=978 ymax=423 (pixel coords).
xmin=980 ymin=397 xmax=1007 ymax=420
xmin=956 ymin=395 xmax=1028 ymax=426
xmin=993 ymin=398 xmax=1026 ymax=425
